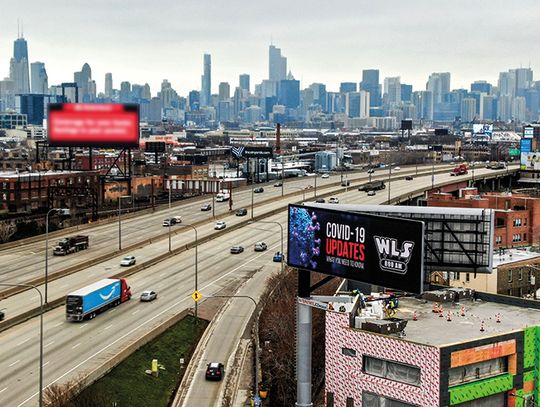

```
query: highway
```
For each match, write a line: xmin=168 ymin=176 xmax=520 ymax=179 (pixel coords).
xmin=0 ymin=164 xmax=516 ymax=406
xmin=0 ymin=163 xmax=457 ymax=289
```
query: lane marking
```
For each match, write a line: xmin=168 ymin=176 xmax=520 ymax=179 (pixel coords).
xmin=78 ymin=324 xmax=88 ymax=329
xmin=131 ymin=310 xmax=140 ymax=315
xmin=108 ymin=308 xmax=117 ymax=313
xmin=53 ymin=322 xmax=63 ymax=328
xmin=71 ymin=343 xmax=81 ymax=349
xmin=42 ymin=361 xmax=50 ymax=367
xmin=44 ymin=341 xmax=54 ymax=348
xmin=0 ymin=387 xmax=8 ymax=394
xmin=8 ymin=360 xmax=20 ymax=367
xmin=20 ymin=337 xmax=31 ymax=345
xmin=17 ymin=244 xmax=277 ymax=406
xmin=104 ymin=324 xmax=113 ymax=331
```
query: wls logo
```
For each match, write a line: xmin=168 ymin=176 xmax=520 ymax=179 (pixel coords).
xmin=373 ymin=236 xmax=415 ymax=274
xmin=231 ymin=146 xmax=245 ymax=158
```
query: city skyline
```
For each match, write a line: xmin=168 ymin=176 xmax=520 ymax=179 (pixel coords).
xmin=1 ymin=0 xmax=539 ymax=94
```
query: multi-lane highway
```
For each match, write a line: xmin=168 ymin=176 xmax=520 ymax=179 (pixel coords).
xmin=0 ymin=164 xmax=517 ymax=406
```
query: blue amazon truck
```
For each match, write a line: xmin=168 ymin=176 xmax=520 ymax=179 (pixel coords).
xmin=66 ymin=278 xmax=132 ymax=322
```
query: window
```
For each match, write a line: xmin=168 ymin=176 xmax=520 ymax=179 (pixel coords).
xmin=519 ymin=288 xmax=524 ymax=297
xmin=347 ymin=398 xmax=354 ymax=407
xmin=519 ymin=270 xmax=523 ymax=281
xmin=524 ymin=233 xmax=527 ymax=241
xmin=508 ymin=289 xmax=512 ymax=296
xmin=327 ymin=392 xmax=334 ymax=407
xmin=496 ymin=218 xmax=505 ymax=228
xmin=524 ymin=218 xmax=528 ymax=226
xmin=508 ymin=270 xmax=512 ymax=282
xmin=363 ymin=355 xmax=421 ymax=386
xmin=449 ymin=357 xmax=507 ymax=386
xmin=362 ymin=392 xmax=418 ymax=407
xmin=466 ymin=273 xmax=470 ymax=282
xmin=495 ymin=236 xmax=502 ymax=244
xmin=342 ymin=348 xmax=357 ymax=357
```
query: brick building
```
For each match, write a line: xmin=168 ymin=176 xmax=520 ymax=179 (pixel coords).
xmin=0 ymin=170 xmax=100 ymax=213
xmin=428 ymin=190 xmax=540 ymax=249
xmin=324 ymin=281 xmax=540 ymax=407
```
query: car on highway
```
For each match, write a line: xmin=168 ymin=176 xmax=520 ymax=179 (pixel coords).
xmin=274 ymin=182 xmax=283 ymax=187
xmin=321 ymin=173 xmax=330 ymax=179
xmin=254 ymin=187 xmax=264 ymax=193
xmin=0 ymin=309 xmax=4 ymax=321
xmin=120 ymin=255 xmax=136 ymax=267
xmin=273 ymin=252 xmax=284 ymax=262
xmin=367 ymin=190 xmax=376 ymax=196
xmin=254 ymin=242 xmax=267 ymax=251
xmin=230 ymin=245 xmax=244 ymax=254
xmin=140 ymin=290 xmax=157 ymax=302
xmin=162 ymin=218 xmax=177 ymax=227
xmin=394 ymin=166 xmax=401 ymax=171
xmin=367 ymin=169 xmax=375 ymax=174
xmin=329 ymin=197 xmax=339 ymax=204
xmin=214 ymin=221 xmax=226 ymax=230
xmin=236 ymin=208 xmax=248 ymax=216
xmin=201 ymin=203 xmax=212 ymax=211
xmin=205 ymin=362 xmax=224 ymax=381
xmin=405 ymin=176 xmax=414 ymax=181
xmin=341 ymin=180 xmax=350 ymax=187
xmin=315 ymin=198 xmax=325 ymax=203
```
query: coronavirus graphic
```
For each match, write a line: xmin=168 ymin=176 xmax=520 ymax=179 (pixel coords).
xmin=289 ymin=207 xmax=321 ymax=269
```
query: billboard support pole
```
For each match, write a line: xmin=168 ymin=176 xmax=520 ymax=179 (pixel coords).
xmin=297 ymin=268 xmax=313 ymax=407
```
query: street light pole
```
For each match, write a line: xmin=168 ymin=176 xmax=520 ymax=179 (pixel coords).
xmin=314 ymin=173 xmax=317 ymax=198
xmin=281 ymin=158 xmax=285 ymax=197
xmin=387 ymin=165 xmax=392 ymax=204
xmin=249 ymin=220 xmax=284 ymax=273
xmin=168 ymin=185 xmax=172 ymax=252
xmin=0 ymin=283 xmax=44 ymax=407
xmin=179 ymin=224 xmax=198 ymax=320
xmin=45 ymin=208 xmax=57 ymax=304
xmin=211 ymin=295 xmax=260 ymax=400
xmin=118 ymin=195 xmax=131 ymax=251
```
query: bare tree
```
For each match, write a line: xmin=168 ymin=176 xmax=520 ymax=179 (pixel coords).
xmin=258 ymin=268 xmax=339 ymax=406
xmin=44 ymin=375 xmax=108 ymax=407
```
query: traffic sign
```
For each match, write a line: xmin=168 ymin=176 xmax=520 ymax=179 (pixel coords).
xmin=191 ymin=291 xmax=202 ymax=302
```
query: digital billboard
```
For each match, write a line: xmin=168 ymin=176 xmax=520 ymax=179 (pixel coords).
xmin=48 ymin=103 xmax=140 ymax=148
xmin=473 ymin=124 xmax=493 ymax=138
xmin=287 ymin=204 xmax=425 ymax=293
xmin=521 ymin=151 xmax=540 ymax=170
xmin=230 ymin=146 xmax=273 ymax=159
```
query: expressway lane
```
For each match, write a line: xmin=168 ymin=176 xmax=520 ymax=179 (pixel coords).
xmin=0 ymin=164 xmax=455 ymax=286
xmin=0 ymin=217 xmax=285 ymax=407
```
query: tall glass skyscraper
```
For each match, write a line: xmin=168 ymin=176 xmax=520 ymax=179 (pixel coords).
xmin=360 ymin=69 xmax=381 ymax=107
xmin=10 ymin=36 xmax=30 ymax=93
xmin=201 ymin=54 xmax=211 ymax=107
xmin=269 ymin=45 xmax=287 ymax=82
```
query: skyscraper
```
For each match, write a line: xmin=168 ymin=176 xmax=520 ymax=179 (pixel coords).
xmin=309 ymin=83 xmax=327 ymax=111
xmin=74 ymin=63 xmax=92 ymax=102
xmin=461 ymin=98 xmax=477 ymax=122
xmin=104 ymin=73 xmax=113 ymax=98
xmin=269 ymin=45 xmax=287 ymax=82
xmin=9 ymin=34 xmax=30 ymax=94
xmin=239 ymin=74 xmax=250 ymax=93
xmin=201 ymin=54 xmax=211 ymax=107
xmin=218 ymin=82 xmax=230 ymax=100
xmin=340 ymin=82 xmax=357 ymax=93
xmin=360 ymin=70 xmax=381 ymax=107
xmin=120 ymin=81 xmax=131 ymax=103
xmin=278 ymin=79 xmax=300 ymax=108
xmin=383 ymin=77 xmax=401 ymax=106
xmin=30 ymin=62 xmax=48 ymax=94
xmin=426 ymin=72 xmax=451 ymax=104
xmin=471 ymin=80 xmax=492 ymax=94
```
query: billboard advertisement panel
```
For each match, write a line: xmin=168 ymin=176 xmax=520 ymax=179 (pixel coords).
xmin=473 ymin=124 xmax=493 ymax=138
xmin=48 ymin=103 xmax=140 ymax=148
xmin=287 ymin=204 xmax=425 ymax=293
xmin=521 ymin=151 xmax=540 ymax=170
xmin=230 ymin=146 xmax=273 ymax=159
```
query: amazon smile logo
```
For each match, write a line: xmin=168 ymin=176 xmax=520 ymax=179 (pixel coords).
xmin=99 ymin=286 xmax=117 ymax=300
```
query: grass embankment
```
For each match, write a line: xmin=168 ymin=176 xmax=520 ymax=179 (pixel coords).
xmin=76 ymin=315 xmax=208 ymax=407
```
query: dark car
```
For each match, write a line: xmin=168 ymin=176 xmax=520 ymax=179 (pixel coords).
xmin=315 ymin=198 xmax=325 ymax=203
xmin=254 ymin=187 xmax=264 ymax=193
xmin=0 ymin=309 xmax=5 ymax=321
xmin=201 ymin=203 xmax=212 ymax=211
xmin=230 ymin=245 xmax=244 ymax=254
xmin=205 ymin=362 xmax=224 ymax=381
xmin=274 ymin=182 xmax=283 ymax=187
xmin=236 ymin=208 xmax=248 ymax=216
xmin=405 ymin=176 xmax=414 ymax=181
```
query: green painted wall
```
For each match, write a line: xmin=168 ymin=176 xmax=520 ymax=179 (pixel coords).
xmin=523 ymin=326 xmax=540 ymax=404
xmin=449 ymin=374 xmax=514 ymax=405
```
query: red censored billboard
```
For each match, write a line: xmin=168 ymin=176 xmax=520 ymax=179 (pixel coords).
xmin=287 ymin=204 xmax=425 ymax=293
xmin=48 ymin=103 xmax=140 ymax=148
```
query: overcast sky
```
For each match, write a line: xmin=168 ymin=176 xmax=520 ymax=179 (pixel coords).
xmin=1 ymin=0 xmax=539 ymax=96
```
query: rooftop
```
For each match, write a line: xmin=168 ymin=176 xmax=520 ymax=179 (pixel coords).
xmin=360 ymin=294 xmax=540 ymax=347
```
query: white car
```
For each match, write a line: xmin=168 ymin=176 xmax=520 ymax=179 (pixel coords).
xmin=329 ymin=197 xmax=339 ymax=204
xmin=120 ymin=255 xmax=136 ymax=267
xmin=254 ymin=242 xmax=268 ymax=251
xmin=394 ymin=166 xmax=401 ymax=171
xmin=367 ymin=190 xmax=376 ymax=196
xmin=214 ymin=221 xmax=226 ymax=230
xmin=321 ymin=173 xmax=330 ymax=179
